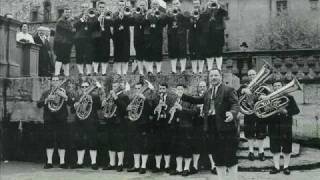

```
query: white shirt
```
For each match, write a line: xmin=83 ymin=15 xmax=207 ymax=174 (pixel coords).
xmin=16 ymin=32 xmax=35 ymax=44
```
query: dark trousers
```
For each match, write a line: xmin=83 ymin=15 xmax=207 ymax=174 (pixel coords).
xmin=73 ymin=121 xmax=98 ymax=150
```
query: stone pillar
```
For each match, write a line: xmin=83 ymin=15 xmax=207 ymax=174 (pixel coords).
xmin=20 ymin=43 xmax=40 ymax=77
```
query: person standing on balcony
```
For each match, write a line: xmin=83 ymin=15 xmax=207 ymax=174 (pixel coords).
xmin=205 ymin=0 xmax=228 ymax=71
xmin=53 ymin=7 xmax=74 ymax=77
xmin=74 ymin=3 xmax=90 ymax=76
xmin=34 ymin=26 xmax=54 ymax=77
xmin=16 ymin=23 xmax=35 ymax=44
xmin=166 ymin=0 xmax=189 ymax=74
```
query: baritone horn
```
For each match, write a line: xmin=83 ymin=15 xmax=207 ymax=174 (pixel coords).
xmin=254 ymin=78 xmax=302 ymax=119
xmin=128 ymin=80 xmax=154 ymax=121
xmin=239 ymin=62 xmax=273 ymax=115
xmin=47 ymin=78 xmax=69 ymax=112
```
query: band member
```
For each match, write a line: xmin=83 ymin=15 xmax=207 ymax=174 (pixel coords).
xmin=189 ymin=0 xmax=205 ymax=74
xmin=34 ymin=26 xmax=54 ymax=77
xmin=132 ymin=0 xmax=147 ymax=75
xmin=102 ymin=78 xmax=130 ymax=172
xmin=144 ymin=0 xmax=166 ymax=74
xmin=190 ymin=81 xmax=216 ymax=174
xmin=72 ymin=81 xmax=102 ymax=170
xmin=127 ymin=82 xmax=153 ymax=174
xmin=268 ymin=80 xmax=300 ymax=175
xmin=169 ymin=84 xmax=196 ymax=176
xmin=180 ymin=69 xmax=240 ymax=180
xmin=205 ymin=0 xmax=228 ymax=70
xmin=74 ymin=3 xmax=90 ymax=75
xmin=240 ymin=69 xmax=268 ymax=161
xmin=152 ymin=83 xmax=175 ymax=173
xmin=113 ymin=0 xmax=132 ymax=75
xmin=54 ymin=7 xmax=74 ymax=76
xmin=94 ymin=1 xmax=112 ymax=75
xmin=166 ymin=0 xmax=189 ymax=74
xmin=37 ymin=77 xmax=70 ymax=169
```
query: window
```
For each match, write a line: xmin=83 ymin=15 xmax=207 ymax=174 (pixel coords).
xmin=57 ymin=8 xmax=64 ymax=20
xmin=31 ymin=10 xmax=39 ymax=22
xmin=43 ymin=0 xmax=52 ymax=22
xmin=310 ymin=0 xmax=319 ymax=11
xmin=276 ymin=0 xmax=288 ymax=15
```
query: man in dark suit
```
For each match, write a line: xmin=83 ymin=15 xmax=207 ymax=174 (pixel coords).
xmin=268 ymin=80 xmax=300 ymax=175
xmin=180 ymin=68 xmax=240 ymax=180
xmin=34 ymin=26 xmax=54 ymax=77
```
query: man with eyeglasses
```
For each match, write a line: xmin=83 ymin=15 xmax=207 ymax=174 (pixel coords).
xmin=239 ymin=69 xmax=268 ymax=162
xmin=72 ymin=81 xmax=102 ymax=170
xmin=180 ymin=69 xmax=239 ymax=180
xmin=37 ymin=77 xmax=71 ymax=169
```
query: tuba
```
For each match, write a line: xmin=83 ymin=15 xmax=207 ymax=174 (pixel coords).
xmin=254 ymin=78 xmax=302 ymax=119
xmin=47 ymin=78 xmax=69 ymax=112
xmin=239 ymin=62 xmax=273 ymax=115
xmin=75 ymin=81 xmax=102 ymax=120
xmin=128 ymin=80 xmax=154 ymax=121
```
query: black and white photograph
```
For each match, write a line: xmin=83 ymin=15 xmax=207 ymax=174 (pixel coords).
xmin=0 ymin=0 xmax=320 ymax=180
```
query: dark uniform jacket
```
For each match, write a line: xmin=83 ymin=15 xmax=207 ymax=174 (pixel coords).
xmin=269 ymin=95 xmax=300 ymax=135
xmin=33 ymin=34 xmax=53 ymax=77
xmin=54 ymin=17 xmax=74 ymax=45
xmin=37 ymin=89 xmax=72 ymax=122
xmin=73 ymin=14 xmax=89 ymax=40
xmin=171 ymin=98 xmax=197 ymax=128
xmin=105 ymin=92 xmax=130 ymax=125
xmin=113 ymin=12 xmax=133 ymax=62
xmin=182 ymin=84 xmax=239 ymax=133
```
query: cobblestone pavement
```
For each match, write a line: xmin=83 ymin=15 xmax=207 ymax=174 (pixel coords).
xmin=1 ymin=162 xmax=320 ymax=180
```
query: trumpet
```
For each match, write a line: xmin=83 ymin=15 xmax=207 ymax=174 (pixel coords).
xmin=208 ymin=2 xmax=218 ymax=9
xmin=254 ymin=78 xmax=302 ymax=119
xmin=239 ymin=62 xmax=273 ymax=115
xmin=124 ymin=6 xmax=131 ymax=15
xmin=192 ymin=9 xmax=200 ymax=18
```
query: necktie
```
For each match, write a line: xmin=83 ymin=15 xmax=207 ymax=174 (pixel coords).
xmin=209 ymin=86 xmax=216 ymax=115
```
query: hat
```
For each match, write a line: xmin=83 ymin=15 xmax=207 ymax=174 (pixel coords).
xmin=37 ymin=26 xmax=48 ymax=32
xmin=240 ymin=42 xmax=248 ymax=48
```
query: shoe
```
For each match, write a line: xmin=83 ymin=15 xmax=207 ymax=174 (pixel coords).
xmin=269 ymin=167 xmax=280 ymax=174
xmin=170 ymin=170 xmax=182 ymax=175
xmin=116 ymin=165 xmax=123 ymax=172
xmin=59 ymin=163 xmax=68 ymax=169
xmin=171 ymin=72 xmax=176 ymax=74
xmin=248 ymin=152 xmax=255 ymax=161
xmin=165 ymin=167 xmax=171 ymax=173
xmin=139 ymin=168 xmax=146 ymax=174
xmin=127 ymin=167 xmax=139 ymax=172
xmin=182 ymin=170 xmax=190 ymax=176
xmin=259 ymin=152 xmax=265 ymax=161
xmin=152 ymin=168 xmax=161 ymax=173
xmin=211 ymin=167 xmax=217 ymax=175
xmin=71 ymin=164 xmax=83 ymax=169
xmin=44 ymin=163 xmax=53 ymax=169
xmin=91 ymin=164 xmax=98 ymax=170
xmin=103 ymin=164 xmax=115 ymax=170
xmin=283 ymin=168 xmax=291 ymax=175
xmin=190 ymin=166 xmax=198 ymax=174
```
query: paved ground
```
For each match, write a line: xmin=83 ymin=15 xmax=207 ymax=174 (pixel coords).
xmin=1 ymin=162 xmax=320 ymax=180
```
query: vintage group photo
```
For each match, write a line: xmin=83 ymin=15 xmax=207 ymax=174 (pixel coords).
xmin=1 ymin=0 xmax=320 ymax=180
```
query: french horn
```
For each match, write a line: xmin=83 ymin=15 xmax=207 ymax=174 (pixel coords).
xmin=254 ymin=78 xmax=302 ymax=119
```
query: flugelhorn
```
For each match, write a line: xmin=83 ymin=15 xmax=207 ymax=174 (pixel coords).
xmin=239 ymin=62 xmax=273 ymax=115
xmin=47 ymin=78 xmax=69 ymax=112
xmin=168 ymin=97 xmax=181 ymax=124
xmin=128 ymin=80 xmax=154 ymax=121
xmin=254 ymin=78 xmax=302 ymax=119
